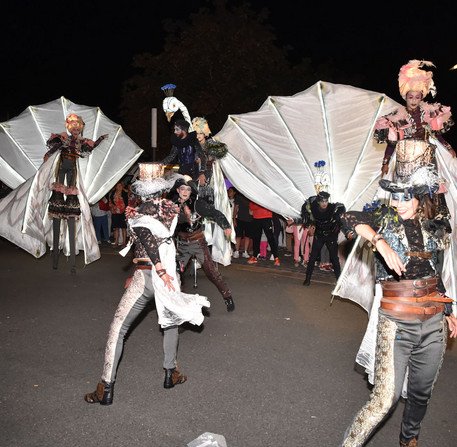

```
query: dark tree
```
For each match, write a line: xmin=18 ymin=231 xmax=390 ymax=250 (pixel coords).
xmin=119 ymin=1 xmax=320 ymax=159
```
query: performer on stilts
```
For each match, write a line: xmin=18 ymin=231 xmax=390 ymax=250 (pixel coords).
xmin=44 ymin=113 xmax=107 ymax=272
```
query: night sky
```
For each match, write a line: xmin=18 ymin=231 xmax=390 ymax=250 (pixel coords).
xmin=2 ymin=0 xmax=457 ymax=145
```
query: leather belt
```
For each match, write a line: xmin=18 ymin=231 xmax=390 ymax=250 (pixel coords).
xmin=135 ymin=265 xmax=152 ymax=270
xmin=404 ymin=251 xmax=432 ymax=259
xmin=178 ymin=231 xmax=204 ymax=242
xmin=381 ymin=300 xmax=445 ymax=315
xmin=381 ymin=277 xmax=438 ymax=298
xmin=133 ymin=258 xmax=153 ymax=267
xmin=380 ymin=276 xmax=450 ymax=316
xmin=380 ymin=293 xmax=451 ymax=303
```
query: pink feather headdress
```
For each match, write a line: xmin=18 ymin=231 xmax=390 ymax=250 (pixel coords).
xmin=398 ymin=60 xmax=436 ymax=100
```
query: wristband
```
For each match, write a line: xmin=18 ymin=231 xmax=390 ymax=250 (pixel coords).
xmin=156 ymin=269 xmax=166 ymax=277
xmin=371 ymin=234 xmax=384 ymax=250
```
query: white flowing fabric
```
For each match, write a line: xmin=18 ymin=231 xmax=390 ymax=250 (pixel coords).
xmin=434 ymin=138 xmax=457 ymax=311
xmin=0 ymin=97 xmax=143 ymax=263
xmin=0 ymin=96 xmax=143 ymax=200
xmin=214 ymin=81 xmax=456 ymax=307
xmin=0 ymin=151 xmax=100 ymax=262
xmin=216 ymin=81 xmax=400 ymax=219
xmin=203 ymin=159 xmax=235 ymax=266
xmin=214 ymin=81 xmax=456 ymax=385
xmin=129 ymin=214 xmax=210 ymax=327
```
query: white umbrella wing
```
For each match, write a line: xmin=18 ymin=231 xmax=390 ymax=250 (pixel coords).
xmin=217 ymin=81 xmax=401 ymax=217
xmin=0 ymin=97 xmax=143 ymax=263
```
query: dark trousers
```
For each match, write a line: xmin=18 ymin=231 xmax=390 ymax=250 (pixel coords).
xmin=305 ymin=236 xmax=341 ymax=279
xmin=93 ymin=215 xmax=109 ymax=242
xmin=341 ymin=311 xmax=447 ymax=446
xmin=252 ymin=217 xmax=278 ymax=258
xmin=177 ymin=238 xmax=231 ymax=299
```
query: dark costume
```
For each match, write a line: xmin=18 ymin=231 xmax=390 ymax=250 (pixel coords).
xmin=161 ymin=123 xmax=207 ymax=181
xmin=301 ymin=193 xmax=347 ymax=284
xmin=168 ymin=180 xmax=235 ymax=312
xmin=339 ymin=205 xmax=452 ymax=446
xmin=44 ymin=121 xmax=106 ymax=271
xmin=191 ymin=116 xmax=229 ymax=205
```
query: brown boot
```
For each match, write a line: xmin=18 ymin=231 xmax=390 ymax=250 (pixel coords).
xmin=164 ymin=366 xmax=187 ymax=389
xmin=84 ymin=381 xmax=114 ymax=405
xmin=400 ymin=439 xmax=418 ymax=447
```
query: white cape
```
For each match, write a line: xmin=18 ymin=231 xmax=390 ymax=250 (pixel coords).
xmin=130 ymin=214 xmax=210 ymax=327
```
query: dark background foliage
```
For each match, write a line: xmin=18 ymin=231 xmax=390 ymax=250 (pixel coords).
xmin=2 ymin=0 xmax=456 ymax=160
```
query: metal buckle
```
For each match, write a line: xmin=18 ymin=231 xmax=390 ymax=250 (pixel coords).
xmin=412 ymin=276 xmax=433 ymax=290
xmin=413 ymin=279 xmax=428 ymax=290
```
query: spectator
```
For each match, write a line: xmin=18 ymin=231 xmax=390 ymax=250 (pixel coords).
xmin=109 ymin=182 xmax=128 ymax=248
xmin=247 ymin=202 xmax=280 ymax=266
xmin=90 ymin=196 xmax=110 ymax=244
xmin=232 ymin=191 xmax=253 ymax=259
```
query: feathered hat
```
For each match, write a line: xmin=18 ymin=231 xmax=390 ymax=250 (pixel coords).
xmin=379 ymin=165 xmax=440 ymax=199
xmin=192 ymin=117 xmax=212 ymax=138
xmin=170 ymin=175 xmax=199 ymax=197
xmin=313 ymin=160 xmax=330 ymax=194
xmin=131 ymin=162 xmax=183 ymax=201
xmin=398 ymin=60 xmax=436 ymax=100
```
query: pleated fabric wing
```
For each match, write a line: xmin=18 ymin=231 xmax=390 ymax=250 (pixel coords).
xmin=0 ymin=97 xmax=143 ymax=262
xmin=216 ymin=81 xmax=400 ymax=219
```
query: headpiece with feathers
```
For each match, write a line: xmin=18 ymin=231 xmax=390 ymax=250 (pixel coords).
xmin=379 ymin=165 xmax=441 ymax=199
xmin=398 ymin=59 xmax=437 ymax=100
xmin=131 ymin=163 xmax=184 ymax=201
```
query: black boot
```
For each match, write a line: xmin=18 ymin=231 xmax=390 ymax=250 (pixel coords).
xmin=224 ymin=296 xmax=235 ymax=312
xmin=164 ymin=367 xmax=187 ymax=389
xmin=303 ymin=276 xmax=311 ymax=286
xmin=84 ymin=381 xmax=114 ymax=405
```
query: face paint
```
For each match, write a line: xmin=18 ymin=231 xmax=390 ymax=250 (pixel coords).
xmin=391 ymin=192 xmax=413 ymax=202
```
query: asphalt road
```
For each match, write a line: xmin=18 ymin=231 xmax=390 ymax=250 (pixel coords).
xmin=1 ymin=238 xmax=456 ymax=447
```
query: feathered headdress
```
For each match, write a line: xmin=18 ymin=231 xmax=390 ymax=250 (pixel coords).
xmin=379 ymin=165 xmax=441 ymax=199
xmin=313 ymin=160 xmax=330 ymax=194
xmin=192 ymin=117 xmax=212 ymax=137
xmin=398 ymin=60 xmax=436 ymax=100
xmin=131 ymin=163 xmax=183 ymax=201
xmin=65 ymin=113 xmax=84 ymax=128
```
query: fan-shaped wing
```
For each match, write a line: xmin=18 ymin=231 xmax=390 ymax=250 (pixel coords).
xmin=0 ymin=97 xmax=143 ymax=201
xmin=0 ymin=97 xmax=143 ymax=263
xmin=216 ymin=81 xmax=400 ymax=217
